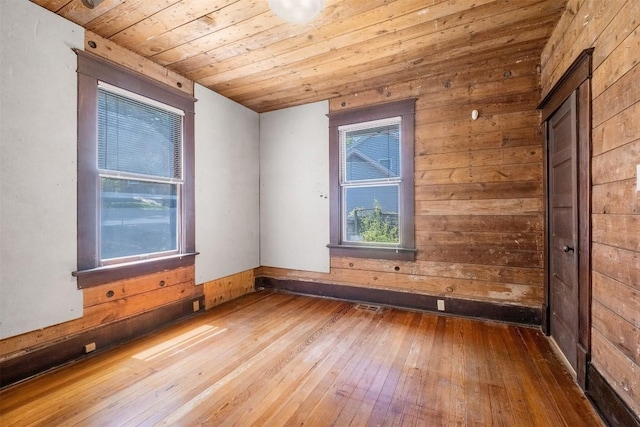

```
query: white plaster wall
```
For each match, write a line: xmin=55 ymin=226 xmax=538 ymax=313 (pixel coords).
xmin=194 ymin=84 xmax=260 ymax=284
xmin=0 ymin=0 xmax=84 ymax=339
xmin=259 ymin=101 xmax=330 ymax=273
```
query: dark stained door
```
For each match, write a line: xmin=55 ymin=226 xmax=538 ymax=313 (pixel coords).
xmin=547 ymin=92 xmax=579 ymax=372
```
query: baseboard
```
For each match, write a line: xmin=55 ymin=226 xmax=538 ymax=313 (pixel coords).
xmin=0 ymin=295 xmax=205 ymax=388
xmin=587 ymin=363 xmax=640 ymax=427
xmin=255 ymin=277 xmax=541 ymax=325
xmin=576 ymin=343 xmax=588 ymax=390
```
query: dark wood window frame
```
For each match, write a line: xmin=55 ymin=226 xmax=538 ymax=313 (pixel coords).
xmin=327 ymin=99 xmax=416 ymax=261
xmin=73 ymin=51 xmax=197 ymax=289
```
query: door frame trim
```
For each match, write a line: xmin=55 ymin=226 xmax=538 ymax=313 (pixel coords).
xmin=538 ymin=48 xmax=593 ymax=390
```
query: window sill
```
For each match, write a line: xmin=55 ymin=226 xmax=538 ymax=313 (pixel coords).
xmin=73 ymin=252 xmax=198 ymax=289
xmin=327 ymin=244 xmax=416 ymax=261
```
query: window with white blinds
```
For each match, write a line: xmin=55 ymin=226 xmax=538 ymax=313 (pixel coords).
xmin=96 ymin=85 xmax=184 ymax=262
xmin=75 ymin=51 xmax=196 ymax=288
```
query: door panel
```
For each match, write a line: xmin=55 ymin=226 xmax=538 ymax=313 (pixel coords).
xmin=548 ymin=92 xmax=579 ymax=372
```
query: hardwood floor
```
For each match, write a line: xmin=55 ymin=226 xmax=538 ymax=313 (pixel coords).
xmin=0 ymin=291 xmax=603 ymax=426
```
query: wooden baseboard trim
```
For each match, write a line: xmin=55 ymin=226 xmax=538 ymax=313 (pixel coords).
xmin=587 ymin=363 xmax=640 ymax=427
xmin=255 ymin=277 xmax=541 ymax=325
xmin=576 ymin=343 xmax=588 ymax=390
xmin=0 ymin=295 xmax=205 ymax=388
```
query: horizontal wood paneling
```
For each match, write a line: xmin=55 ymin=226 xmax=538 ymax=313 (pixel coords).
xmin=592 ymin=179 xmax=640 ymax=215
xmin=256 ymin=46 xmax=544 ymax=311
xmin=592 ymin=101 xmax=640 ymax=156
xmin=592 ymin=330 xmax=640 ymax=416
xmin=592 ymin=214 xmax=640 ymax=251
xmin=416 ymin=198 xmax=542 ymax=216
xmin=541 ymin=0 xmax=625 ymax=98
xmin=415 ymin=146 xmax=542 ymax=171
xmin=593 ymin=272 xmax=640 ymax=329
xmin=416 ymin=126 xmax=541 ymax=156
xmin=258 ymin=278 xmax=541 ymax=324
xmin=592 ymin=301 xmax=640 ymax=366
xmin=542 ymin=0 xmax=640 ymax=419
xmin=203 ymin=269 xmax=256 ymax=309
xmin=329 ymin=257 xmax=543 ymax=285
xmin=592 ymin=243 xmax=640 ymax=290
xmin=415 ymin=214 xmax=543 ymax=233
xmin=592 ymin=59 xmax=640 ymax=127
xmin=0 ymin=266 xmax=200 ymax=360
xmin=416 ymin=181 xmax=542 ymax=201
xmin=416 ymin=163 xmax=542 ymax=186
xmin=258 ymin=265 xmax=543 ymax=307
xmin=591 ymin=25 xmax=640 ymax=99
xmin=83 ymin=267 xmax=193 ymax=308
xmin=416 ymin=231 xmax=540 ymax=251
xmin=0 ymin=296 xmax=203 ymax=388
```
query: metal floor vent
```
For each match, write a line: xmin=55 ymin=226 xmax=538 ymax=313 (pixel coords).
xmin=354 ymin=303 xmax=383 ymax=313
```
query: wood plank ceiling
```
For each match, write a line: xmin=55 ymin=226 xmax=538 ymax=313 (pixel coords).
xmin=31 ymin=0 xmax=569 ymax=112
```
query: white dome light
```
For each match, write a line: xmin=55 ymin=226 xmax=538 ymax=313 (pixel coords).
xmin=268 ymin=0 xmax=324 ymax=24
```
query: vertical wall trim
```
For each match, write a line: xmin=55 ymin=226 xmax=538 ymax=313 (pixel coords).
xmin=538 ymin=49 xmax=593 ymax=390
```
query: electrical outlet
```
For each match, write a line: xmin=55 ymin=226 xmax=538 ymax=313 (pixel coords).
xmin=193 ymin=300 xmax=200 ymax=312
xmin=437 ymin=300 xmax=445 ymax=311
xmin=84 ymin=342 xmax=96 ymax=353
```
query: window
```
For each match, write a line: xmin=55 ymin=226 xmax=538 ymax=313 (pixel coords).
xmin=328 ymin=99 xmax=416 ymax=260
xmin=75 ymin=52 xmax=196 ymax=288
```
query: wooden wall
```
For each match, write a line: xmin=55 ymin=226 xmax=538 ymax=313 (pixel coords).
xmin=203 ymin=270 xmax=256 ymax=310
xmin=259 ymin=46 xmax=545 ymax=310
xmin=0 ymin=267 xmax=199 ymax=360
xmin=541 ymin=0 xmax=640 ymax=417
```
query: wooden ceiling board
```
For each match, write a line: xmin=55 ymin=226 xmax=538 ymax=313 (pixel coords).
xmin=221 ymin=16 xmax=557 ymax=105
xmin=83 ymin=1 xmax=182 ymax=37
xmin=211 ymin=1 xmax=559 ymax=99
xmin=166 ymin=0 xmax=403 ymax=75
xmin=30 ymin=0 xmax=569 ymax=112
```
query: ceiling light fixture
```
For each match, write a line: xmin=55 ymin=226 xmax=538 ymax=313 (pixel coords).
xmin=80 ymin=0 xmax=104 ymax=8
xmin=268 ymin=0 xmax=323 ymax=24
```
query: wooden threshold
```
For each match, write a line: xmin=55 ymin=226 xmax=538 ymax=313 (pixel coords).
xmin=0 ymin=291 xmax=603 ymax=426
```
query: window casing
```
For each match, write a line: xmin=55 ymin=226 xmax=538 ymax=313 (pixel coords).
xmin=75 ymin=51 xmax=196 ymax=288
xmin=328 ymin=99 xmax=416 ymax=261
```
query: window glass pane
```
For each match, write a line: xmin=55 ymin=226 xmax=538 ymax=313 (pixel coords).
xmin=344 ymin=185 xmax=399 ymax=244
xmin=100 ymin=178 xmax=178 ymax=260
xmin=342 ymin=122 xmax=400 ymax=182
xmin=98 ymin=89 xmax=182 ymax=179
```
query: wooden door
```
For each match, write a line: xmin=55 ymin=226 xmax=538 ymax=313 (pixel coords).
xmin=547 ymin=92 xmax=579 ymax=372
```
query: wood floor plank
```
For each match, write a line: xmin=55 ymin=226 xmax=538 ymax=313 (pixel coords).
xmin=278 ymin=308 xmax=391 ymax=426
xmin=520 ymin=327 xmax=605 ymax=426
xmin=0 ymin=291 xmax=604 ymax=426
xmin=209 ymin=302 xmax=359 ymax=425
xmin=300 ymin=309 xmax=408 ymax=425
xmin=35 ymin=292 xmax=318 ymax=426
xmin=383 ymin=313 xmax=440 ymax=426
xmin=237 ymin=306 xmax=376 ymax=425
xmin=333 ymin=311 xmax=421 ymax=425
xmin=135 ymin=297 xmax=345 ymax=426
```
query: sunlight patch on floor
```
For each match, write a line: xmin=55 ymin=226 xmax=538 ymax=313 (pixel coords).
xmin=133 ymin=325 xmax=227 ymax=362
